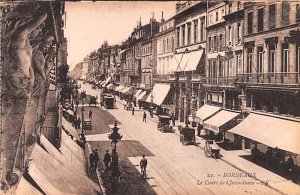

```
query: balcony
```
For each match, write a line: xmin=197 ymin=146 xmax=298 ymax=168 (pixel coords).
xmin=153 ymin=74 xmax=169 ymax=83
xmin=169 ymin=74 xmax=176 ymax=81
xmin=203 ymin=76 xmax=237 ymax=87
xmin=191 ymin=74 xmax=201 ymax=82
xmin=179 ymin=75 xmax=187 ymax=81
xmin=237 ymin=72 xmax=299 ymax=86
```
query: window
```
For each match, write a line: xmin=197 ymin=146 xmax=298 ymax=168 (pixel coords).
xmin=248 ymin=11 xmax=253 ymax=34
xmin=214 ymin=36 xmax=217 ymax=51
xmin=200 ymin=18 xmax=205 ymax=41
xmin=228 ymin=3 xmax=232 ymax=14
xmin=297 ymin=4 xmax=300 ymax=23
xmin=237 ymin=53 xmax=242 ymax=74
xmin=282 ymin=43 xmax=289 ymax=76
xmin=187 ymin=23 xmax=191 ymax=45
xmin=219 ymin=34 xmax=223 ymax=48
xmin=182 ymin=25 xmax=185 ymax=46
xmin=282 ymin=2 xmax=289 ymax=26
xmin=228 ymin=26 xmax=232 ymax=45
xmin=216 ymin=12 xmax=219 ymax=22
xmin=269 ymin=45 xmax=276 ymax=74
xmin=269 ymin=4 xmax=276 ymax=29
xmin=208 ymin=37 xmax=212 ymax=52
xmin=219 ymin=61 xmax=223 ymax=77
xmin=237 ymin=23 xmax=242 ymax=43
xmin=297 ymin=45 xmax=300 ymax=75
xmin=194 ymin=21 xmax=198 ymax=43
xmin=257 ymin=47 xmax=264 ymax=73
xmin=247 ymin=48 xmax=253 ymax=74
xmin=177 ymin=28 xmax=180 ymax=47
xmin=258 ymin=8 xmax=264 ymax=32
xmin=213 ymin=61 xmax=217 ymax=78
xmin=238 ymin=2 xmax=241 ymax=10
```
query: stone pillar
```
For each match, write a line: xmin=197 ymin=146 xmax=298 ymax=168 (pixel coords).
xmin=252 ymin=45 xmax=258 ymax=82
xmin=198 ymin=18 xmax=202 ymax=42
xmin=185 ymin=24 xmax=188 ymax=46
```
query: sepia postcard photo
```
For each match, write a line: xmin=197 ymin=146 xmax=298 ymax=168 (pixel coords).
xmin=0 ymin=0 xmax=300 ymax=194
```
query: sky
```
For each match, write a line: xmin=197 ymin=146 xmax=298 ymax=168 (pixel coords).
xmin=65 ymin=1 xmax=177 ymax=70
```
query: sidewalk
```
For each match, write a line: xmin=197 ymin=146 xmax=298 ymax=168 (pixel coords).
xmin=115 ymin=96 xmax=300 ymax=195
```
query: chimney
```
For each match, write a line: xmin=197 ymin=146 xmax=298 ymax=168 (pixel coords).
xmin=161 ymin=11 xmax=165 ymax=22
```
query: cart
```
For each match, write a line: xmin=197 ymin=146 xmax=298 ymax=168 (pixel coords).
xmin=103 ymin=95 xmax=114 ymax=109
xmin=89 ymin=96 xmax=97 ymax=107
xmin=83 ymin=118 xmax=92 ymax=130
xmin=204 ymin=140 xmax=221 ymax=159
xmin=157 ymin=115 xmax=173 ymax=133
xmin=179 ymin=126 xmax=195 ymax=145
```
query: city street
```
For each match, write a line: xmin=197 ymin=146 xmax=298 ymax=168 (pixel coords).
xmin=79 ymin=82 xmax=280 ymax=195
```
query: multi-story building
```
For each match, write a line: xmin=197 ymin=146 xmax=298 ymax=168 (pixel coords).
xmin=155 ymin=17 xmax=176 ymax=83
xmin=238 ymin=1 xmax=300 ymax=116
xmin=171 ymin=1 xmax=207 ymax=123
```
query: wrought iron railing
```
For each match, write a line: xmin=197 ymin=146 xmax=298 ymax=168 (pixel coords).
xmin=236 ymin=72 xmax=299 ymax=85
xmin=203 ymin=76 xmax=237 ymax=86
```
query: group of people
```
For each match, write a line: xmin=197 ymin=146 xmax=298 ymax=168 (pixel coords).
xmin=89 ymin=149 xmax=100 ymax=171
xmin=103 ymin=149 xmax=119 ymax=174
xmin=74 ymin=116 xmax=81 ymax=129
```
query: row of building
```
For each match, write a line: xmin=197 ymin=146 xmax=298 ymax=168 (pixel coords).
xmin=73 ymin=1 xmax=300 ymax=166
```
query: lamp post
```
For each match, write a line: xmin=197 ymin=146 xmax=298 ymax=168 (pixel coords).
xmin=80 ymin=97 xmax=86 ymax=146
xmin=150 ymin=92 xmax=154 ymax=118
xmin=108 ymin=121 xmax=123 ymax=178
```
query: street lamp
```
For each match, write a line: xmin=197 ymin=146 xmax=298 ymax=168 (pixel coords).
xmin=108 ymin=121 xmax=123 ymax=178
xmin=150 ymin=92 xmax=154 ymax=118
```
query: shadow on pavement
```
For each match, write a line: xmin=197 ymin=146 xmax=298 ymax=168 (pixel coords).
xmin=89 ymin=140 xmax=156 ymax=195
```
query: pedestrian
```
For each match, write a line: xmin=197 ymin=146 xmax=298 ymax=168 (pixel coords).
xmin=89 ymin=150 xmax=95 ymax=171
xmin=89 ymin=109 xmax=93 ymax=119
xmin=132 ymin=107 xmax=135 ymax=115
xmin=171 ymin=112 xmax=175 ymax=126
xmin=287 ymin=154 xmax=295 ymax=179
xmin=103 ymin=150 xmax=111 ymax=171
xmin=93 ymin=149 xmax=99 ymax=170
xmin=77 ymin=116 xmax=81 ymax=129
xmin=143 ymin=111 xmax=147 ymax=122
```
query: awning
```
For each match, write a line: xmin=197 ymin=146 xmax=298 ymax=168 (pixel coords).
xmin=115 ymin=85 xmax=125 ymax=92
xmin=228 ymin=113 xmax=300 ymax=154
xmin=175 ymin=50 xmax=203 ymax=72
xmin=15 ymin=177 xmax=43 ymax=195
xmin=169 ymin=53 xmax=183 ymax=72
xmin=122 ymin=87 xmax=133 ymax=95
xmin=146 ymin=83 xmax=170 ymax=106
xmin=106 ymin=83 xmax=113 ymax=90
xmin=203 ymin=110 xmax=240 ymax=133
xmin=196 ymin=104 xmax=222 ymax=125
xmin=27 ymin=135 xmax=101 ymax=195
xmin=184 ymin=50 xmax=203 ymax=71
xmin=136 ymin=91 xmax=147 ymax=101
xmin=120 ymin=86 xmax=129 ymax=93
xmin=134 ymin=89 xmax=143 ymax=98
xmin=103 ymin=77 xmax=112 ymax=87
xmin=119 ymin=48 xmax=129 ymax=55
xmin=62 ymin=117 xmax=79 ymax=139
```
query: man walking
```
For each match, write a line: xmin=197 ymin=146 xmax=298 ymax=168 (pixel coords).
xmin=89 ymin=109 xmax=93 ymax=119
xmin=93 ymin=149 xmax=99 ymax=170
xmin=89 ymin=150 xmax=95 ymax=171
xmin=132 ymin=107 xmax=135 ymax=115
xmin=77 ymin=116 xmax=81 ymax=129
xmin=143 ymin=112 xmax=147 ymax=122
xmin=140 ymin=154 xmax=148 ymax=178
xmin=103 ymin=150 xmax=111 ymax=171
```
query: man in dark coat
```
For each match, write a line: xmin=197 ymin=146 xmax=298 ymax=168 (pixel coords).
xmin=103 ymin=150 xmax=111 ymax=171
xmin=93 ymin=149 xmax=99 ymax=170
xmin=143 ymin=112 xmax=147 ymax=122
xmin=89 ymin=150 xmax=95 ymax=171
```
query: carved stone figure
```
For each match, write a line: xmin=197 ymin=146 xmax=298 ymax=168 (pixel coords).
xmin=5 ymin=13 xmax=47 ymax=99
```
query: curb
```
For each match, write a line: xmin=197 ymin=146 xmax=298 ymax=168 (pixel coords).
xmin=87 ymin=143 xmax=107 ymax=195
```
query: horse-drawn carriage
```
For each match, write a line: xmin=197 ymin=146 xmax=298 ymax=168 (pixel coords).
xmin=204 ymin=140 xmax=221 ymax=159
xmin=89 ymin=96 xmax=97 ymax=107
xmin=157 ymin=115 xmax=173 ymax=133
xmin=179 ymin=125 xmax=195 ymax=145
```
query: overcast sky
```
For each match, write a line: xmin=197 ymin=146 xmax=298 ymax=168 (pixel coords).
xmin=65 ymin=1 xmax=176 ymax=70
